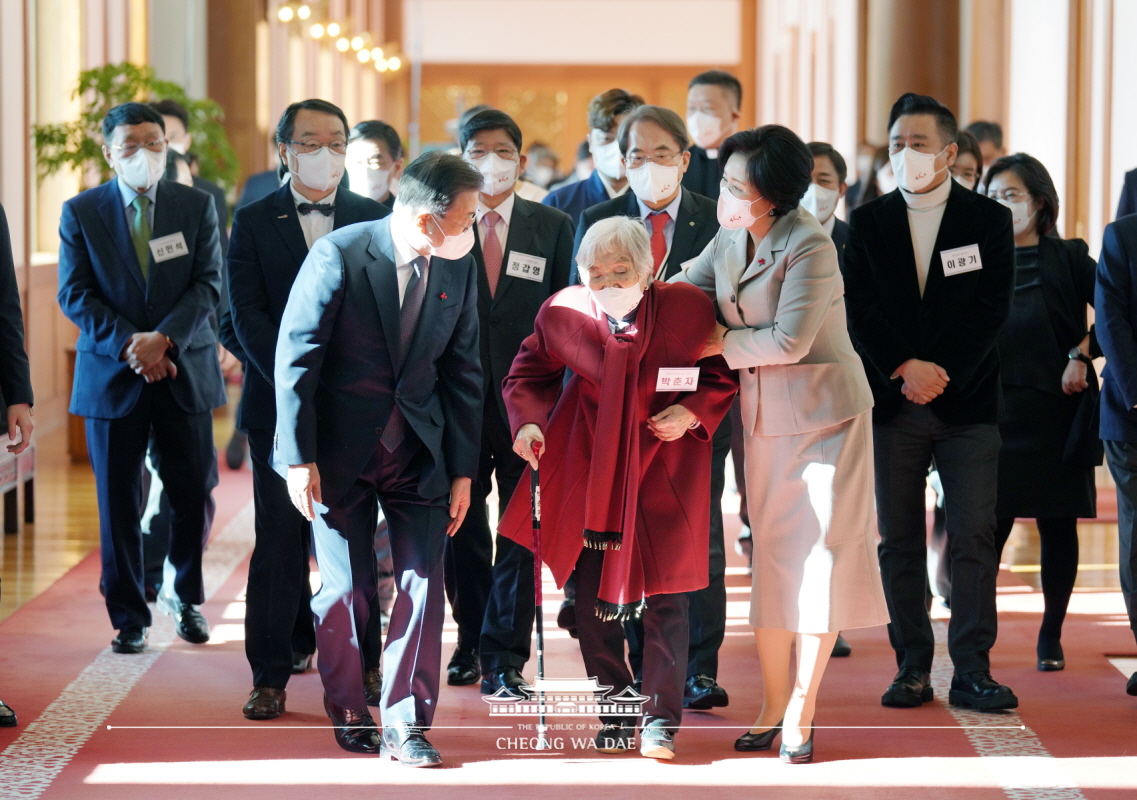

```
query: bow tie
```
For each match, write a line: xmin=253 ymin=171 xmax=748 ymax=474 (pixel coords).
xmin=297 ymin=203 xmax=335 ymax=217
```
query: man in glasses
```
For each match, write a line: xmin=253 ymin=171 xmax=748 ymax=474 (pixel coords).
xmin=571 ymin=105 xmax=732 ymax=713
xmin=276 ymin=151 xmax=484 ymax=765
xmin=57 ymin=102 xmax=225 ymax=655
xmin=220 ymin=100 xmax=390 ymax=723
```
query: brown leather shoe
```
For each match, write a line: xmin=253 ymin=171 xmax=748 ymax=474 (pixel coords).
xmin=243 ymin=687 xmax=286 ymax=720
xmin=364 ymin=666 xmax=383 ymax=707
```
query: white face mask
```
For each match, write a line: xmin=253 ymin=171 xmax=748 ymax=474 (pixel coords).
xmin=890 ymin=146 xmax=947 ymax=193
xmin=347 ymin=164 xmax=391 ymax=201
xmin=289 ymin=146 xmax=346 ymax=193
xmin=528 ymin=164 xmax=555 ymax=188
xmin=998 ymin=199 xmax=1036 ymax=236
xmin=687 ymin=112 xmax=725 ymax=151
xmin=429 ymin=215 xmax=476 ymax=260
xmin=627 ymin=161 xmax=680 ymax=205
xmin=592 ymin=139 xmax=625 ymax=180
xmin=876 ymin=167 xmax=898 ymax=195
xmin=800 ymin=183 xmax=840 ymax=224
xmin=473 ymin=153 xmax=518 ymax=197
xmin=168 ymin=140 xmax=188 ymax=155
xmin=717 ymin=185 xmax=771 ymax=229
xmin=952 ymin=173 xmax=977 ymax=192
xmin=116 ymin=146 xmax=168 ymax=191
xmin=591 ymin=283 xmax=644 ymax=320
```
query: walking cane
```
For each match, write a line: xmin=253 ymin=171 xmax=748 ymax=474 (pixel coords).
xmin=530 ymin=442 xmax=550 ymax=750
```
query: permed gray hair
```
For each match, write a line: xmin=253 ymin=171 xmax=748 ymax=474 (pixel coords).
xmin=575 ymin=216 xmax=654 ymax=286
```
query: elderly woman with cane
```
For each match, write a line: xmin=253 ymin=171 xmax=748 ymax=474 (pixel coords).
xmin=497 ymin=216 xmax=737 ymax=760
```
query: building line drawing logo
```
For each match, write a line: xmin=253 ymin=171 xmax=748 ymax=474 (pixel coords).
xmin=482 ymin=677 xmax=649 ymax=717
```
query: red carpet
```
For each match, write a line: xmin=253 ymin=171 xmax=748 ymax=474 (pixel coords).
xmin=3 ymin=465 xmax=1137 ymax=799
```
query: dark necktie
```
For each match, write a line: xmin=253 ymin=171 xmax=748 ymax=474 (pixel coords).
xmin=648 ymin=211 xmax=668 ymax=276
xmin=297 ymin=203 xmax=335 ymax=216
xmin=381 ymin=255 xmax=429 ymax=453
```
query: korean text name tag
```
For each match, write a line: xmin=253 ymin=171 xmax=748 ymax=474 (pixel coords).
xmin=656 ymin=367 xmax=700 ymax=392
xmin=149 ymin=232 xmax=188 ymax=263
xmin=505 ymin=251 xmax=546 ymax=282
xmin=941 ymin=244 xmax=982 ymax=276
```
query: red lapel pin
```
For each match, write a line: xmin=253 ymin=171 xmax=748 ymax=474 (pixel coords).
xmin=758 ymin=258 xmax=766 ymax=265
xmin=440 ymin=293 xmax=447 ymax=300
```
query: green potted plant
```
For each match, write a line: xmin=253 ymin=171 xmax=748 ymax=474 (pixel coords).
xmin=33 ymin=62 xmax=240 ymax=198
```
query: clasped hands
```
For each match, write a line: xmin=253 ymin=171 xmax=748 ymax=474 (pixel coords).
xmin=895 ymin=358 xmax=950 ymax=404
xmin=122 ymin=331 xmax=177 ymax=383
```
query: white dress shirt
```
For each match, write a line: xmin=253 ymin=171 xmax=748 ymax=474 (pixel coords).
xmin=900 ymin=177 xmax=952 ymax=296
xmin=636 ymin=189 xmax=684 ymax=278
xmin=821 ymin=213 xmax=837 ymax=237
xmin=477 ymin=191 xmax=515 ymax=250
xmin=597 ymin=171 xmax=630 ymax=200
xmin=292 ymin=184 xmax=337 ymax=250
xmin=390 ymin=218 xmax=430 ymax=308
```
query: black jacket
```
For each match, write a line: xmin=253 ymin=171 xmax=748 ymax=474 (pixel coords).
xmin=0 ymin=203 xmax=32 ymax=430
xmin=220 ymin=184 xmax=389 ymax=432
xmin=842 ymin=182 xmax=1015 ymax=425
xmin=682 ymin=146 xmax=723 ymax=199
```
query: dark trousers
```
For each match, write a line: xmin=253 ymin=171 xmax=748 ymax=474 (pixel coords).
xmin=626 ymin=414 xmax=730 ymax=681
xmin=309 ymin=435 xmax=449 ymax=725
xmin=244 ymin=428 xmax=316 ymax=689
xmin=444 ymin=402 xmax=511 ymax=653
xmin=575 ymin=548 xmax=688 ymax=732
xmin=475 ymin=404 xmax=530 ymax=672
xmin=874 ymin=401 xmax=1001 ymax=674
xmin=1104 ymin=440 xmax=1137 ymax=644
xmin=86 ymin=381 xmax=216 ymax=632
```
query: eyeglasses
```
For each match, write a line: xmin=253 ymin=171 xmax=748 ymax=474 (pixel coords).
xmin=988 ymin=189 xmax=1030 ymax=203
xmin=625 ymin=151 xmax=682 ymax=169
xmin=466 ymin=147 xmax=519 ymax=161
xmin=111 ymin=140 xmax=166 ymax=159
xmin=356 ymin=156 xmax=389 ymax=170
xmin=288 ymin=140 xmax=348 ymax=156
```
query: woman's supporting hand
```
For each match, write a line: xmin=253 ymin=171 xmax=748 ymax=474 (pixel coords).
xmin=700 ymin=323 xmax=729 ymax=360
xmin=648 ymin=404 xmax=697 ymax=441
xmin=1061 ymin=358 xmax=1089 ymax=394
xmin=514 ymin=423 xmax=546 ymax=469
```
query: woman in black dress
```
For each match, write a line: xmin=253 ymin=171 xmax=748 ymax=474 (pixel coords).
xmin=985 ymin=154 xmax=1100 ymax=672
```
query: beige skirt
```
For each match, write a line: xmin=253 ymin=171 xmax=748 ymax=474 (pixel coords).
xmin=743 ymin=410 xmax=890 ymax=633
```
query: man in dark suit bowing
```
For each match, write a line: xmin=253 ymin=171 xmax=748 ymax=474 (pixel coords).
xmin=275 ymin=151 xmax=483 ymax=765
xmin=221 ymin=99 xmax=389 ymax=722
xmin=682 ymin=70 xmax=742 ymax=199
xmin=57 ymin=102 xmax=225 ymax=653
xmin=1094 ymin=213 xmax=1137 ymax=697
xmin=574 ymin=105 xmax=731 ymax=711
xmin=843 ymin=93 xmax=1017 ymax=712
xmin=448 ymin=109 xmax=574 ymax=695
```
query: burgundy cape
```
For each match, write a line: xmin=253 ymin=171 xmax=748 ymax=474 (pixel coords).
xmin=498 ymin=282 xmax=738 ymax=619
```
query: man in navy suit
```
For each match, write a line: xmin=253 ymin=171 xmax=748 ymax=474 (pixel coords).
xmin=1094 ymin=213 xmax=1137 ymax=696
xmin=57 ymin=102 xmax=225 ymax=654
xmin=1116 ymin=168 xmax=1137 ymax=220
xmin=682 ymin=70 xmax=742 ymax=199
xmin=443 ymin=109 xmax=574 ymax=695
xmin=221 ymin=99 xmax=389 ymax=722
xmin=543 ymin=89 xmax=643 ymax=227
xmin=276 ymin=151 xmax=483 ymax=765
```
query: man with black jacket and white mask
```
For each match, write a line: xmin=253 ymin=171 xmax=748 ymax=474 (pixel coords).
xmin=842 ymin=93 xmax=1018 ymax=713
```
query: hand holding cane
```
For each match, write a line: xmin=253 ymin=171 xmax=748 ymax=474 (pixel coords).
xmin=530 ymin=441 xmax=550 ymax=750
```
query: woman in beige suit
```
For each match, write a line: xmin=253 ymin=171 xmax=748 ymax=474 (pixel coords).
xmin=674 ymin=125 xmax=888 ymax=763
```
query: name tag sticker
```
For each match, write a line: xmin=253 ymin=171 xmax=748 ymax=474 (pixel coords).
xmin=505 ymin=251 xmax=546 ymax=282
xmin=941 ymin=244 xmax=982 ymax=276
xmin=149 ymin=232 xmax=188 ymax=263
xmin=656 ymin=367 xmax=700 ymax=392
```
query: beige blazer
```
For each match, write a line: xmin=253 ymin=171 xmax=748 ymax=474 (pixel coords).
xmin=672 ymin=206 xmax=873 ymax=437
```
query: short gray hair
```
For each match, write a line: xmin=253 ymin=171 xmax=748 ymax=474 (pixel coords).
xmin=575 ymin=216 xmax=653 ymax=285
xmin=617 ymin=105 xmax=690 ymax=155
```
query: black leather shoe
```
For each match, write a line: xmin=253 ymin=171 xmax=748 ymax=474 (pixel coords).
xmin=480 ymin=666 xmax=530 ymax=696
xmin=447 ymin=647 xmax=480 ymax=686
xmin=243 ymin=687 xmax=285 ymax=720
xmin=0 ymin=699 xmax=16 ymax=727
xmin=1037 ymin=642 xmax=1064 ymax=671
xmin=292 ymin=652 xmax=313 ymax=674
xmin=157 ymin=594 xmax=210 ymax=644
xmin=831 ymin=634 xmax=852 ymax=658
xmin=595 ymin=722 xmax=635 ymax=753
xmin=323 ymin=695 xmax=381 ymax=754
xmin=881 ymin=667 xmax=932 ymax=707
xmin=734 ymin=719 xmax=782 ymax=751
xmin=779 ymin=725 xmax=814 ymax=764
xmin=363 ymin=666 xmax=383 ymax=707
xmin=111 ymin=628 xmax=148 ymax=654
xmin=684 ymin=674 xmax=729 ymax=709
xmin=225 ymin=429 xmax=248 ymax=470
xmin=949 ymin=671 xmax=1018 ymax=711
xmin=557 ymin=600 xmax=579 ymax=639
xmin=381 ymin=723 xmax=442 ymax=767
xmin=1127 ymin=671 xmax=1137 ymax=696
